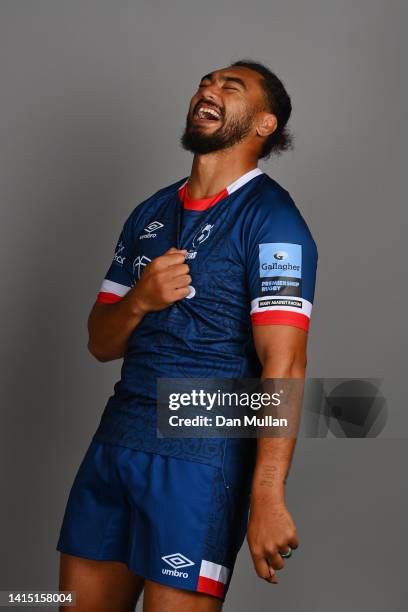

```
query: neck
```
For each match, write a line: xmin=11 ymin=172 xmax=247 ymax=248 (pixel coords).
xmin=187 ymin=150 xmax=259 ymax=199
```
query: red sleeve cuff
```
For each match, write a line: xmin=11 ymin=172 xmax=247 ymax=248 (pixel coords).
xmin=251 ymin=310 xmax=310 ymax=331
xmin=96 ymin=291 xmax=123 ymax=304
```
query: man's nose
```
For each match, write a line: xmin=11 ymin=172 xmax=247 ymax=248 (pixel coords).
xmin=200 ymin=80 xmax=222 ymax=99
xmin=199 ymin=89 xmax=222 ymax=110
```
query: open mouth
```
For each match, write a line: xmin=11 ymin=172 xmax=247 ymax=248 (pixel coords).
xmin=193 ymin=103 xmax=222 ymax=124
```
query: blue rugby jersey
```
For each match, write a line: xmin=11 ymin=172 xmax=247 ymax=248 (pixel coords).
xmin=92 ymin=167 xmax=318 ymax=465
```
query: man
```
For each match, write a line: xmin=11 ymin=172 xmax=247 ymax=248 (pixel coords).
xmin=56 ymin=59 xmax=318 ymax=611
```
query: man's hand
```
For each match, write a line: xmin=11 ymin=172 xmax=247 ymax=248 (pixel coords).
xmin=247 ymin=499 xmax=299 ymax=584
xmin=87 ymin=247 xmax=191 ymax=361
xmin=133 ymin=247 xmax=192 ymax=313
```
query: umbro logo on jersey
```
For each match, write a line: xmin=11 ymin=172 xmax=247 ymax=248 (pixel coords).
xmin=192 ymin=223 xmax=214 ymax=249
xmin=133 ymin=255 xmax=151 ymax=279
xmin=161 ymin=553 xmax=194 ymax=579
xmin=139 ymin=220 xmax=164 ymax=240
xmin=113 ymin=241 xmax=126 ymax=265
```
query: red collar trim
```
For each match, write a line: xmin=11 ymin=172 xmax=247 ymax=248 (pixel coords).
xmin=178 ymin=181 xmax=229 ymax=211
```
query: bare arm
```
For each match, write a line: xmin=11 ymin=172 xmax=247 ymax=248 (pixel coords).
xmin=87 ymin=248 xmax=191 ymax=362
xmin=247 ymin=324 xmax=308 ymax=584
xmin=87 ymin=296 xmax=146 ymax=362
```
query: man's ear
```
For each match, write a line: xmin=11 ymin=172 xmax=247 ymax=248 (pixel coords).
xmin=256 ymin=112 xmax=278 ymax=138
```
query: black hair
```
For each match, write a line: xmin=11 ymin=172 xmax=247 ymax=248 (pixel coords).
xmin=230 ymin=59 xmax=294 ymax=159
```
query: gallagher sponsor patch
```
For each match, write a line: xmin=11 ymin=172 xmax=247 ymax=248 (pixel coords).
xmin=258 ymin=243 xmax=302 ymax=296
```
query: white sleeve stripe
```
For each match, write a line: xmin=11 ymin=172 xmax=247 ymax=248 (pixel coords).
xmin=250 ymin=296 xmax=313 ymax=317
xmin=99 ymin=279 xmax=131 ymax=297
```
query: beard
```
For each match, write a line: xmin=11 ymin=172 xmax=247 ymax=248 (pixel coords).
xmin=180 ymin=108 xmax=256 ymax=154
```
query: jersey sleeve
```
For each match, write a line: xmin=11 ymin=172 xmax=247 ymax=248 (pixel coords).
xmin=96 ymin=214 xmax=135 ymax=304
xmin=246 ymin=196 xmax=318 ymax=332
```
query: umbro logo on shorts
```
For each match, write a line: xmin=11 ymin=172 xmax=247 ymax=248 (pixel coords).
xmin=161 ymin=553 xmax=195 ymax=579
xmin=161 ymin=553 xmax=195 ymax=569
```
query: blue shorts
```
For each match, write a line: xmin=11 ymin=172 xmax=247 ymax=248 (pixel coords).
xmin=56 ymin=440 xmax=254 ymax=601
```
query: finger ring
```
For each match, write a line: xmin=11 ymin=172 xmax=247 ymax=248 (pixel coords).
xmin=279 ymin=546 xmax=293 ymax=559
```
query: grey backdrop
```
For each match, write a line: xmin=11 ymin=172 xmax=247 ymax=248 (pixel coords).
xmin=0 ymin=1 xmax=407 ymax=610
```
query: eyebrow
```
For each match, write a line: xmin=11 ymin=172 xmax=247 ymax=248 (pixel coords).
xmin=199 ymin=72 xmax=247 ymax=89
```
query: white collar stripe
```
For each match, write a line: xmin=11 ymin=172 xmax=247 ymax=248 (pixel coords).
xmin=178 ymin=167 xmax=263 ymax=196
xmin=226 ymin=167 xmax=264 ymax=194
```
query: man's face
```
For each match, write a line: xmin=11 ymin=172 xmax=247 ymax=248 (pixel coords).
xmin=181 ymin=66 xmax=267 ymax=155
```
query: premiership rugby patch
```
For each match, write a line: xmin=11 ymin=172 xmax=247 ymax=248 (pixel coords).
xmin=258 ymin=243 xmax=302 ymax=297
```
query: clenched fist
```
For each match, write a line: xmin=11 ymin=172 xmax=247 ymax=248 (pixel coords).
xmin=131 ymin=247 xmax=192 ymax=314
xmin=247 ymin=500 xmax=299 ymax=584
